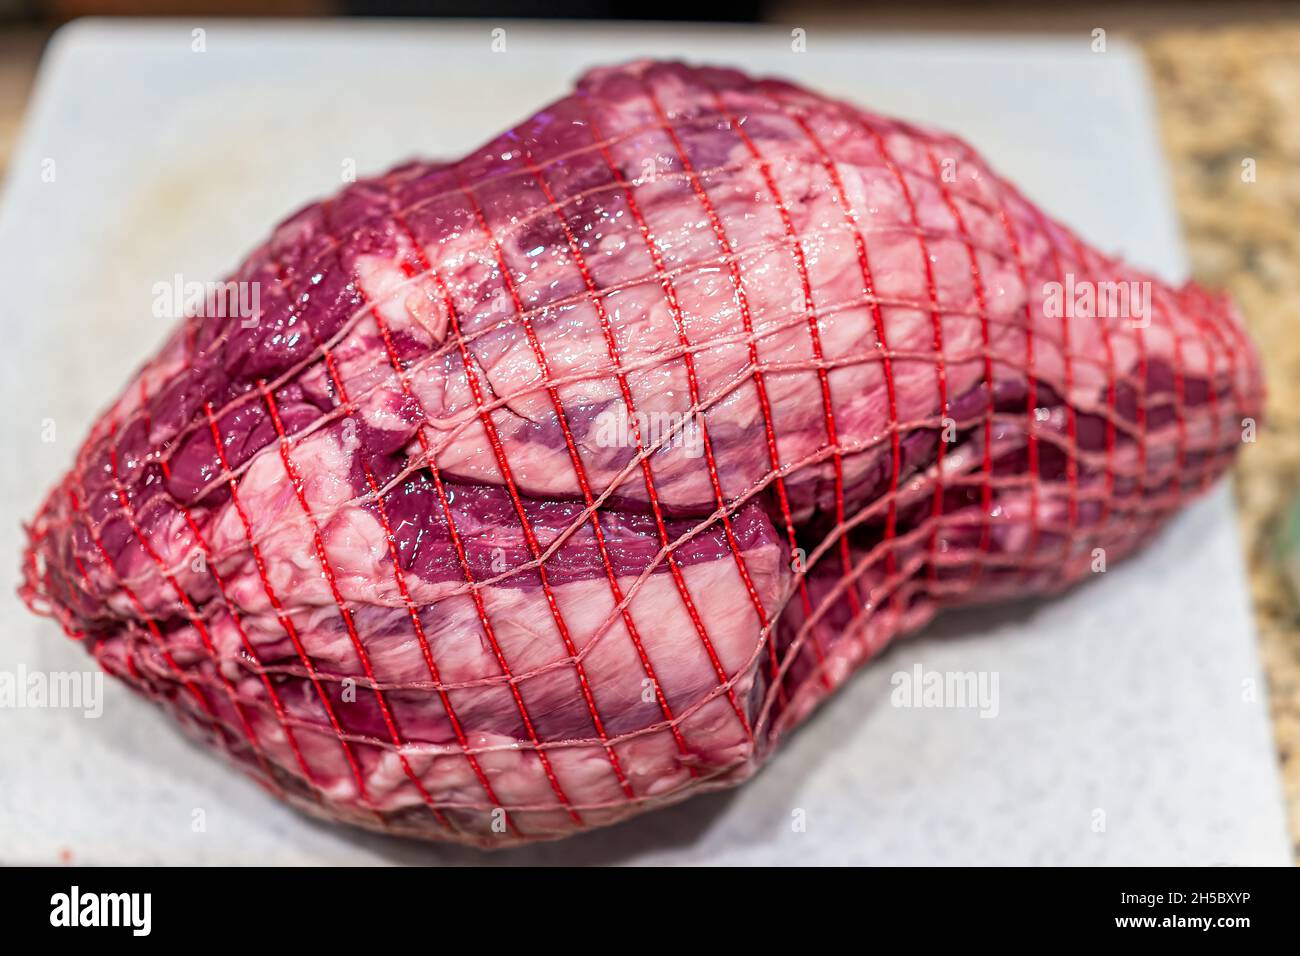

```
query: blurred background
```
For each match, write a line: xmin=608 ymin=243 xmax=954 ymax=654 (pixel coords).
xmin=1 ymin=1 xmax=1298 ymax=859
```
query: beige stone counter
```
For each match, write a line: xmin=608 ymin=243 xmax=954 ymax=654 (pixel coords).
xmin=1147 ymin=25 xmax=1300 ymax=859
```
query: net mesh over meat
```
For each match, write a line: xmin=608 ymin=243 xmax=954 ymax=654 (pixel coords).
xmin=20 ymin=61 xmax=1263 ymax=847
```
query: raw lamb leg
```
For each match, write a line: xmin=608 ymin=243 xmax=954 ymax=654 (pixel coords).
xmin=21 ymin=60 xmax=1262 ymax=846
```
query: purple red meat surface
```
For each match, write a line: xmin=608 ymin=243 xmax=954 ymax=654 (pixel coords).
xmin=21 ymin=61 xmax=1263 ymax=846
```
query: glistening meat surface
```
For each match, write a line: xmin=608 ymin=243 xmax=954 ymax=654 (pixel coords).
xmin=21 ymin=60 xmax=1263 ymax=846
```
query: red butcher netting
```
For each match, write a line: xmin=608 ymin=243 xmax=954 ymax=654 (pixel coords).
xmin=21 ymin=61 xmax=1262 ymax=847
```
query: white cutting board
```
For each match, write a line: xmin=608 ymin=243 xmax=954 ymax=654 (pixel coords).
xmin=0 ymin=19 xmax=1289 ymax=866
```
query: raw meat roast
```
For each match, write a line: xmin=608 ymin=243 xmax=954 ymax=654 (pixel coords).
xmin=21 ymin=61 xmax=1262 ymax=847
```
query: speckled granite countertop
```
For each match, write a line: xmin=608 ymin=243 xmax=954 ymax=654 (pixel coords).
xmin=0 ymin=21 xmax=1296 ymax=860
xmin=1146 ymin=26 xmax=1300 ymax=859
